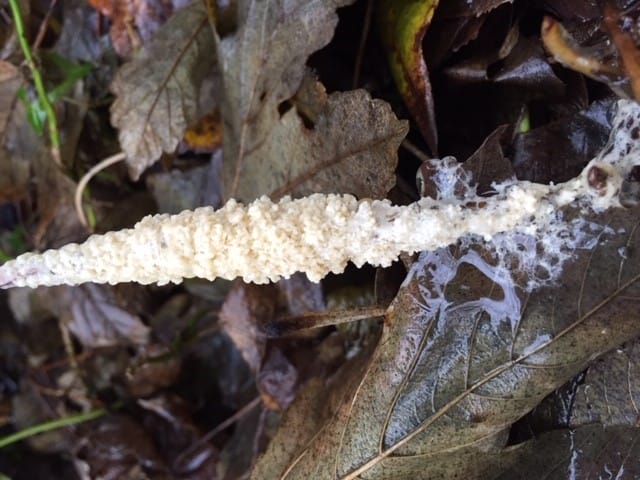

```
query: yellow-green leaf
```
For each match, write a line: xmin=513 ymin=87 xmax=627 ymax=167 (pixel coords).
xmin=379 ymin=0 xmax=439 ymax=154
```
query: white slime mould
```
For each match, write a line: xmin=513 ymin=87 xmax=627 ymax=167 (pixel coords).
xmin=1 ymin=100 xmax=639 ymax=288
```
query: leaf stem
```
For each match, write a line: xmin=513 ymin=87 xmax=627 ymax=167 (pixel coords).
xmin=8 ymin=0 xmax=62 ymax=165
xmin=0 ymin=407 xmax=107 ymax=449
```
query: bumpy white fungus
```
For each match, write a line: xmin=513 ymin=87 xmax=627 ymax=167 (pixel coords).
xmin=1 ymin=100 xmax=639 ymax=288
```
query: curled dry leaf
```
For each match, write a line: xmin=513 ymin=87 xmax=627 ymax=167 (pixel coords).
xmin=110 ymin=0 xmax=216 ymax=180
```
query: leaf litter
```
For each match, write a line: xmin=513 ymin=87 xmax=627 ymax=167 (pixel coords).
xmin=1 ymin=0 xmax=640 ymax=478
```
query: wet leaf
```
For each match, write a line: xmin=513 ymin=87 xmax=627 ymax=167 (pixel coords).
xmin=496 ymin=425 xmax=640 ymax=480
xmin=110 ymin=0 xmax=216 ymax=180
xmin=253 ymin=198 xmax=640 ymax=478
xmin=216 ymin=0 xmax=407 ymax=202
xmin=378 ymin=0 xmax=438 ymax=154
xmin=512 ymin=99 xmax=613 ymax=184
xmin=570 ymin=340 xmax=640 ymax=428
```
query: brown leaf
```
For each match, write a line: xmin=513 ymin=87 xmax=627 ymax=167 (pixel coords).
xmin=39 ymin=284 xmax=150 ymax=347
xmin=496 ymin=425 xmax=640 ymax=479
xmin=257 ymin=348 xmax=297 ymax=410
xmin=0 ymin=61 xmax=33 ymax=202
xmin=215 ymin=0 xmax=407 ymax=202
xmin=110 ymin=0 xmax=216 ymax=180
xmin=219 ymin=282 xmax=278 ymax=374
xmin=512 ymin=99 xmax=613 ymax=184
xmin=228 ymin=79 xmax=407 ymax=202
xmin=570 ymin=339 xmax=640 ymax=428
xmin=252 ymin=196 xmax=640 ymax=478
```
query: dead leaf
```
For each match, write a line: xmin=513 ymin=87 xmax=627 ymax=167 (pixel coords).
xmin=110 ymin=0 xmax=216 ymax=180
xmin=181 ymin=111 xmax=223 ymax=153
xmin=378 ymin=0 xmax=439 ymax=154
xmin=0 ymin=60 xmax=19 ymax=135
xmin=40 ymin=284 xmax=150 ymax=347
xmin=602 ymin=0 xmax=640 ymax=101
xmin=278 ymin=272 xmax=325 ymax=317
xmin=88 ymin=0 xmax=187 ymax=58
xmin=512 ymin=99 xmax=613 ymax=184
xmin=146 ymin=153 xmax=223 ymax=213
xmin=436 ymin=0 xmax=514 ymax=18
xmin=137 ymin=395 xmax=219 ymax=477
xmin=215 ymin=0 xmax=407 ymax=202
xmin=496 ymin=425 xmax=640 ymax=480
xmin=218 ymin=403 xmax=273 ymax=480
xmin=0 ymin=61 xmax=32 ymax=202
xmin=227 ymin=79 xmax=407 ymax=202
xmin=76 ymin=414 xmax=166 ymax=478
xmin=257 ymin=348 xmax=297 ymax=410
xmin=570 ymin=340 xmax=640 ymax=428
xmin=541 ymin=15 xmax=631 ymax=98
xmin=252 ymin=197 xmax=640 ymax=478
xmin=219 ymin=282 xmax=278 ymax=374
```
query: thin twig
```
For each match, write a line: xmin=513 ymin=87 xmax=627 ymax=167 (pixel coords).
xmin=74 ymin=152 xmax=127 ymax=227
xmin=32 ymin=0 xmax=57 ymax=50
xmin=352 ymin=0 xmax=373 ymax=89
xmin=8 ymin=0 xmax=61 ymax=165
xmin=401 ymin=138 xmax=432 ymax=163
xmin=264 ymin=306 xmax=386 ymax=337
xmin=174 ymin=396 xmax=262 ymax=470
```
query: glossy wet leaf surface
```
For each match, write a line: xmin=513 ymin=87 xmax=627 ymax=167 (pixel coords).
xmin=254 ymin=201 xmax=640 ymax=478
